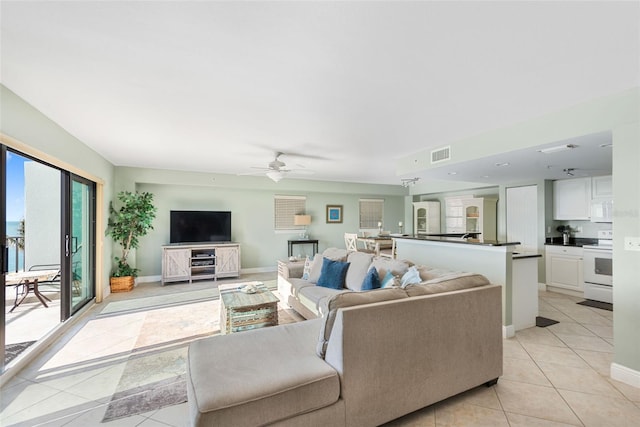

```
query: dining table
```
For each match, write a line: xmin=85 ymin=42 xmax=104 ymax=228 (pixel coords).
xmin=357 ymin=236 xmax=393 ymax=255
xmin=5 ymin=269 xmax=60 ymax=312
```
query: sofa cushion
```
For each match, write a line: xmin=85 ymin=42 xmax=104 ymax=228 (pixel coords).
xmin=345 ymin=251 xmax=375 ymax=291
xmin=316 ymin=288 xmax=408 ymax=358
xmin=187 ymin=319 xmax=340 ymax=426
xmin=298 ymin=284 xmax=347 ymax=317
xmin=317 ymin=258 xmax=350 ymax=289
xmin=404 ymin=272 xmax=491 ymax=297
xmin=361 ymin=266 xmax=381 ymax=291
xmin=289 ymin=278 xmax=316 ymax=296
xmin=309 ymin=248 xmax=349 ymax=283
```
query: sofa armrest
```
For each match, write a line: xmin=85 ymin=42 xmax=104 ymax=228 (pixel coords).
xmin=278 ymin=259 xmax=305 ymax=280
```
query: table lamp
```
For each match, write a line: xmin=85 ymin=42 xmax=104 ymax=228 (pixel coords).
xmin=294 ymin=215 xmax=312 ymax=239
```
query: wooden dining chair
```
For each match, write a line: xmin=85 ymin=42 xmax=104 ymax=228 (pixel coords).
xmin=344 ymin=233 xmax=359 ymax=252
xmin=379 ymin=238 xmax=397 ymax=259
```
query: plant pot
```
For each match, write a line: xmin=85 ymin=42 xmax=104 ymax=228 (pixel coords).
xmin=110 ymin=276 xmax=134 ymax=292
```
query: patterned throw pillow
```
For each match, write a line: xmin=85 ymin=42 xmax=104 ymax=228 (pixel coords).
xmin=400 ymin=265 xmax=422 ymax=288
xmin=302 ymin=256 xmax=314 ymax=280
xmin=381 ymin=271 xmax=397 ymax=288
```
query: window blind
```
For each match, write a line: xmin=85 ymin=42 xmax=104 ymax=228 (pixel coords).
xmin=274 ymin=195 xmax=306 ymax=230
xmin=359 ymin=198 xmax=384 ymax=229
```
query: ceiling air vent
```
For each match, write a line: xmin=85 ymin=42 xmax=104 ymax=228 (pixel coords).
xmin=430 ymin=146 xmax=451 ymax=164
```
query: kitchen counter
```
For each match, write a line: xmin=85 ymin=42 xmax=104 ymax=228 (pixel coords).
xmin=395 ymin=234 xmax=519 ymax=247
xmin=545 ymin=237 xmax=597 ymax=247
xmin=395 ymin=236 xmax=519 ymax=337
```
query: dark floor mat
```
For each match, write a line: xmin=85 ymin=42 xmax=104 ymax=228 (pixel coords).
xmin=536 ymin=316 xmax=559 ymax=327
xmin=4 ymin=341 xmax=36 ymax=364
xmin=577 ymin=300 xmax=613 ymax=311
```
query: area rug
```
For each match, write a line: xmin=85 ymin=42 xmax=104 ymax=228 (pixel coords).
xmin=4 ymin=341 xmax=36 ymax=364
xmin=536 ymin=316 xmax=559 ymax=327
xmin=102 ymin=305 xmax=301 ymax=421
xmin=577 ymin=299 xmax=613 ymax=311
xmin=103 ymin=374 xmax=187 ymax=422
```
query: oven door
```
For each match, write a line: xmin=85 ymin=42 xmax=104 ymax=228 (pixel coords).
xmin=583 ymin=248 xmax=612 ymax=286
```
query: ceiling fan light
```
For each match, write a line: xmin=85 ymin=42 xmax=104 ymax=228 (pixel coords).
xmin=266 ymin=170 xmax=284 ymax=182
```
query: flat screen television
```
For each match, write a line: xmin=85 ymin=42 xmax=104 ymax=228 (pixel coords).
xmin=170 ymin=210 xmax=232 ymax=243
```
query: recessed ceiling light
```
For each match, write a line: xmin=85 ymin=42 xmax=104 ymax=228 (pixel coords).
xmin=448 ymin=171 xmax=457 ymax=175
xmin=537 ymin=144 xmax=577 ymax=154
xmin=482 ymin=175 xmax=490 ymax=179
xmin=495 ymin=162 xmax=510 ymax=167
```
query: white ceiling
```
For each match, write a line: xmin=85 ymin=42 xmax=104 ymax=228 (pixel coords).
xmin=1 ymin=1 xmax=638 ymax=185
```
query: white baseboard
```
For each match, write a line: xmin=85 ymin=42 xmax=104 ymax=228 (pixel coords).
xmin=241 ymin=266 xmax=277 ymax=274
xmin=136 ymin=275 xmax=161 ymax=284
xmin=503 ymin=324 xmax=515 ymax=339
xmin=136 ymin=267 xmax=277 ymax=285
xmin=611 ymin=363 xmax=640 ymax=388
xmin=538 ymin=282 xmax=547 ymax=291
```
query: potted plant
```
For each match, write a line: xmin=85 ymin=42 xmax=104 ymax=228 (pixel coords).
xmin=107 ymin=191 xmax=157 ymax=292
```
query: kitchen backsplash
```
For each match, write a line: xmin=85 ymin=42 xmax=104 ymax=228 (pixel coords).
xmin=549 ymin=220 xmax=612 ymax=239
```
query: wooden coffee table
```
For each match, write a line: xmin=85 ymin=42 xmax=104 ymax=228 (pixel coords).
xmin=219 ymin=282 xmax=280 ymax=334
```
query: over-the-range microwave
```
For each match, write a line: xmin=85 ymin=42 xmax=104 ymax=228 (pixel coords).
xmin=590 ymin=199 xmax=613 ymax=223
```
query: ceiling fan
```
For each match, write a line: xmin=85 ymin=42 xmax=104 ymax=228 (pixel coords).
xmin=242 ymin=152 xmax=314 ymax=182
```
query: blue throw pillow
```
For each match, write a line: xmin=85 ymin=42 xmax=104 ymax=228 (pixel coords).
xmin=381 ymin=271 xmax=396 ymax=288
xmin=401 ymin=265 xmax=421 ymax=288
xmin=317 ymin=258 xmax=350 ymax=289
xmin=361 ymin=266 xmax=381 ymax=291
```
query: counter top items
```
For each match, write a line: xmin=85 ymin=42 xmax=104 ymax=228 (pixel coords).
xmin=545 ymin=237 xmax=598 ymax=247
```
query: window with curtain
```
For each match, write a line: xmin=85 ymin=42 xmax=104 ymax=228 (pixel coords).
xmin=359 ymin=198 xmax=384 ymax=229
xmin=274 ymin=195 xmax=307 ymax=230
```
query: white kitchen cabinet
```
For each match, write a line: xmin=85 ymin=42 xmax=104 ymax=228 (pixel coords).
xmin=545 ymin=245 xmax=583 ymax=293
xmin=413 ymin=201 xmax=441 ymax=234
xmin=553 ymin=178 xmax=591 ymax=220
xmin=463 ymin=197 xmax=498 ymax=240
xmin=591 ymin=175 xmax=612 ymax=198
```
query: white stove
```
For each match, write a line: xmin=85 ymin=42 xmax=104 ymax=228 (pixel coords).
xmin=583 ymin=230 xmax=613 ymax=304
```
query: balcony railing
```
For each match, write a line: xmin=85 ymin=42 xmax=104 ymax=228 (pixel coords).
xmin=5 ymin=236 xmax=25 ymax=273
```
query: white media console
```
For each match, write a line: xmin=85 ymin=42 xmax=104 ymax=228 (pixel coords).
xmin=161 ymin=242 xmax=241 ymax=284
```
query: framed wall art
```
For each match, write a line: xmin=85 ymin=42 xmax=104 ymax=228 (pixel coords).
xmin=326 ymin=205 xmax=343 ymax=223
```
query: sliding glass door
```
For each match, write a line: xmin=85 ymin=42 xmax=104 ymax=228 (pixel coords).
xmin=1 ymin=145 xmax=96 ymax=372
xmin=68 ymin=176 xmax=95 ymax=315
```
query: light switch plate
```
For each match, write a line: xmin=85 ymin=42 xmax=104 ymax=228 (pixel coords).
xmin=624 ymin=237 xmax=640 ymax=251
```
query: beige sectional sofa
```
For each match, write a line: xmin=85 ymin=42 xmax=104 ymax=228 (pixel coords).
xmin=187 ymin=248 xmax=503 ymax=427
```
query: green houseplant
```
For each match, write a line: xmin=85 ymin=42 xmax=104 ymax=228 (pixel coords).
xmin=107 ymin=191 xmax=157 ymax=292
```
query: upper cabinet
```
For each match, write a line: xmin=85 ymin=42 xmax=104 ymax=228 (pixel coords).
xmin=413 ymin=201 xmax=441 ymax=234
xmin=591 ymin=175 xmax=613 ymax=199
xmin=553 ymin=178 xmax=592 ymax=220
xmin=553 ymin=176 xmax=612 ymax=221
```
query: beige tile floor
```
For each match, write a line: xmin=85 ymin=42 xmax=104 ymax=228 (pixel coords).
xmin=2 ymin=279 xmax=640 ymax=427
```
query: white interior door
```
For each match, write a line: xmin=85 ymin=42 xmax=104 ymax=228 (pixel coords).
xmin=506 ymin=185 xmax=538 ymax=253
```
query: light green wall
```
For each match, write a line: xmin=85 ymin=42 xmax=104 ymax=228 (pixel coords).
xmin=612 ymin=121 xmax=640 ymax=373
xmin=115 ymin=167 xmax=407 ymax=275
xmin=1 ymin=84 xmax=116 ymax=300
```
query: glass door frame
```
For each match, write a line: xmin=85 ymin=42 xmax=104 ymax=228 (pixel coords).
xmin=61 ymin=173 xmax=96 ymax=319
